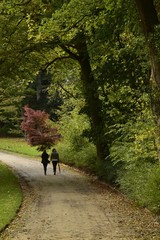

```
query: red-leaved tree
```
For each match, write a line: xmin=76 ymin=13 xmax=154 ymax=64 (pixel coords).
xmin=20 ymin=105 xmax=61 ymax=151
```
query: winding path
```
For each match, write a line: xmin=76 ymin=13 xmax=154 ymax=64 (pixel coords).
xmin=0 ymin=152 xmax=159 ymax=240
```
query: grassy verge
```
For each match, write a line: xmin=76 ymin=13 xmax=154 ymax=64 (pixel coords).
xmin=0 ymin=137 xmax=38 ymax=232
xmin=0 ymin=137 xmax=40 ymax=157
xmin=0 ymin=162 xmax=23 ymax=232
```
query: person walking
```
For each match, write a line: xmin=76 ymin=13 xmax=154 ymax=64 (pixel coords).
xmin=50 ymin=148 xmax=59 ymax=175
xmin=41 ymin=150 xmax=50 ymax=175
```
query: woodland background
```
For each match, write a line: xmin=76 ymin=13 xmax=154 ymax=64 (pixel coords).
xmin=0 ymin=0 xmax=160 ymax=214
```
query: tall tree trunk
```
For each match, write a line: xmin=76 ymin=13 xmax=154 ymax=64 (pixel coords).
xmin=75 ymin=31 xmax=110 ymax=161
xmin=135 ymin=0 xmax=160 ymax=160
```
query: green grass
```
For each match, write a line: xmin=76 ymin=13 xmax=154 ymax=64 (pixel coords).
xmin=0 ymin=137 xmax=40 ymax=157
xmin=0 ymin=137 xmax=40 ymax=232
xmin=0 ymin=162 xmax=23 ymax=232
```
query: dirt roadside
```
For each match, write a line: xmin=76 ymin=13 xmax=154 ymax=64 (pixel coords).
xmin=0 ymin=152 xmax=159 ymax=240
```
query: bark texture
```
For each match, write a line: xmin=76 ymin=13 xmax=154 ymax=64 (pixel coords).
xmin=75 ymin=31 xmax=110 ymax=161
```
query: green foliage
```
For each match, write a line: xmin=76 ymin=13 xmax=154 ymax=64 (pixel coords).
xmin=145 ymin=165 xmax=160 ymax=213
xmin=0 ymin=78 xmax=25 ymax=137
xmin=0 ymin=162 xmax=22 ymax=231
xmin=95 ymin=158 xmax=117 ymax=183
xmin=56 ymin=100 xmax=97 ymax=172
xmin=57 ymin=141 xmax=97 ymax=173
xmin=110 ymin=94 xmax=160 ymax=213
xmin=118 ymin=162 xmax=160 ymax=213
xmin=59 ymin=103 xmax=89 ymax=149
xmin=110 ymin=100 xmax=157 ymax=165
xmin=0 ymin=0 xmax=47 ymax=136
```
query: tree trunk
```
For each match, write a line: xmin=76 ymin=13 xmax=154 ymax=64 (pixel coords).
xmin=135 ymin=0 xmax=160 ymax=160
xmin=75 ymin=31 xmax=110 ymax=161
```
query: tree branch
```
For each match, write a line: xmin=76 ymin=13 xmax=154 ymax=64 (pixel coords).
xmin=42 ymin=56 xmax=71 ymax=70
xmin=57 ymin=82 xmax=76 ymax=99
xmin=58 ymin=43 xmax=80 ymax=61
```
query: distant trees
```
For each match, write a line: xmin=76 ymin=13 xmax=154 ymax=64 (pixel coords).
xmin=22 ymin=69 xmax=63 ymax=121
xmin=20 ymin=106 xmax=60 ymax=151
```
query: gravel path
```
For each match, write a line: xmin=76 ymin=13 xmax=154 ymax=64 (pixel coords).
xmin=0 ymin=152 xmax=159 ymax=240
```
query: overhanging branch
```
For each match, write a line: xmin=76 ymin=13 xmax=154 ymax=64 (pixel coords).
xmin=42 ymin=56 xmax=71 ymax=70
xmin=57 ymin=82 xmax=76 ymax=99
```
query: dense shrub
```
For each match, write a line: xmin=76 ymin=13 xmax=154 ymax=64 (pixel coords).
xmin=57 ymin=141 xmax=97 ymax=173
xmin=56 ymin=103 xmax=97 ymax=173
xmin=117 ymin=162 xmax=160 ymax=213
xmin=110 ymin=104 xmax=160 ymax=213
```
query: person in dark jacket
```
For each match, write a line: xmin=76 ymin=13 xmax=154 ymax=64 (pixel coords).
xmin=50 ymin=148 xmax=59 ymax=175
xmin=41 ymin=150 xmax=50 ymax=175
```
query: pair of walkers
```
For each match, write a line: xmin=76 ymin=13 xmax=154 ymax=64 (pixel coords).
xmin=41 ymin=148 xmax=60 ymax=175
